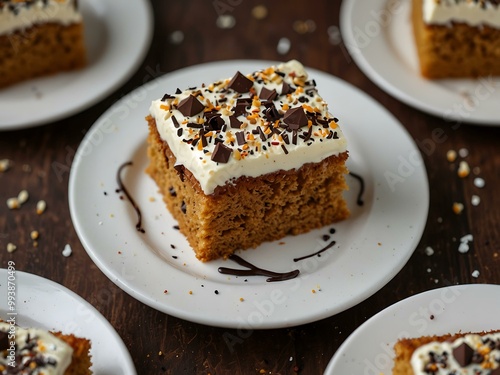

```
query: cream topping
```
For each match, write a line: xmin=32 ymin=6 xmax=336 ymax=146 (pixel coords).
xmin=0 ymin=321 xmax=73 ymax=374
xmin=410 ymin=332 xmax=500 ymax=374
xmin=423 ymin=0 xmax=500 ymax=27
xmin=0 ymin=0 xmax=81 ymax=36
xmin=149 ymin=60 xmax=348 ymax=195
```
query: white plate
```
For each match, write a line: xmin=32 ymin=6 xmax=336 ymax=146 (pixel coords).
xmin=340 ymin=0 xmax=500 ymax=126
xmin=68 ymin=60 xmax=429 ymax=329
xmin=0 ymin=268 xmax=136 ymax=374
xmin=324 ymin=284 xmax=500 ymax=374
xmin=0 ymin=0 xmax=153 ymax=130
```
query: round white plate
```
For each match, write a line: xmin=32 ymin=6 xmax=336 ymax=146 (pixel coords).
xmin=324 ymin=284 xmax=500 ymax=374
xmin=340 ymin=0 xmax=500 ymax=126
xmin=0 ymin=268 xmax=136 ymax=374
xmin=0 ymin=0 xmax=153 ymax=130
xmin=69 ymin=60 xmax=429 ymax=329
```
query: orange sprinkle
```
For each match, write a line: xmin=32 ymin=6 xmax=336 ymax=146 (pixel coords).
xmin=204 ymin=131 xmax=214 ymax=138
xmin=282 ymin=103 xmax=289 ymax=110
xmin=160 ymin=104 xmax=170 ymax=111
xmin=242 ymin=144 xmax=249 ymax=150
xmin=330 ymin=121 xmax=338 ymax=129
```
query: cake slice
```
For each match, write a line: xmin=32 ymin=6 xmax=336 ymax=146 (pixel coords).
xmin=0 ymin=320 xmax=92 ymax=374
xmin=0 ymin=0 xmax=86 ymax=89
xmin=146 ymin=60 xmax=349 ymax=261
xmin=412 ymin=0 xmax=500 ymax=78
xmin=393 ymin=331 xmax=500 ymax=374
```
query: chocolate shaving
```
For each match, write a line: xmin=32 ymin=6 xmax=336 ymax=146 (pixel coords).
xmin=281 ymin=81 xmax=294 ymax=95
xmin=161 ymin=93 xmax=175 ymax=101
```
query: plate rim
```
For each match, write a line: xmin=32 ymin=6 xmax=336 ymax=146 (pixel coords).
xmin=68 ymin=59 xmax=429 ymax=329
xmin=0 ymin=0 xmax=154 ymax=130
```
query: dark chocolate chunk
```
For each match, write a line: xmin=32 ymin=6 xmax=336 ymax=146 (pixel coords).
xmin=177 ymin=95 xmax=205 ymax=117
xmin=175 ymin=88 xmax=182 ymax=94
xmin=453 ymin=342 xmax=474 ymax=367
xmin=208 ymin=114 xmax=225 ymax=130
xmin=229 ymin=115 xmax=243 ymax=129
xmin=257 ymin=126 xmax=267 ymax=142
xmin=228 ymin=71 xmax=253 ymax=93
xmin=259 ymin=87 xmax=277 ymax=101
xmin=281 ymin=81 xmax=294 ymax=95
xmin=235 ymin=131 xmax=246 ymax=146
xmin=211 ymin=142 xmax=232 ymax=163
xmin=263 ymin=105 xmax=281 ymax=122
xmin=283 ymin=107 xmax=308 ymax=129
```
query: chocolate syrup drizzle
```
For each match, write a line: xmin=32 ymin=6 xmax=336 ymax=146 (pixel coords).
xmin=116 ymin=161 xmax=145 ymax=233
xmin=218 ymin=254 xmax=300 ymax=282
xmin=293 ymin=240 xmax=336 ymax=262
xmin=349 ymin=172 xmax=365 ymax=206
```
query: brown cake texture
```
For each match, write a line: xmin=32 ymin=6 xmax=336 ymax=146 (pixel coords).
xmin=146 ymin=61 xmax=350 ymax=262
xmin=412 ymin=0 xmax=500 ymax=78
xmin=393 ymin=330 xmax=500 ymax=375
xmin=0 ymin=0 xmax=86 ymax=89
xmin=52 ymin=332 xmax=93 ymax=375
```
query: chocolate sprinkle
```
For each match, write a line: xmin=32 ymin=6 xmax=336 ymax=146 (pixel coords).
xmin=228 ymin=71 xmax=253 ymax=93
xmin=177 ymin=95 xmax=205 ymax=117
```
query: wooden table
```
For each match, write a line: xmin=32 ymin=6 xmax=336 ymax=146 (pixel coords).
xmin=1 ymin=1 xmax=499 ymax=374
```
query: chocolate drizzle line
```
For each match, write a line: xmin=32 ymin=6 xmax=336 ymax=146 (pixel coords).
xmin=117 ymin=161 xmax=145 ymax=233
xmin=349 ymin=172 xmax=365 ymax=206
xmin=218 ymin=254 xmax=300 ymax=282
xmin=293 ymin=240 xmax=336 ymax=262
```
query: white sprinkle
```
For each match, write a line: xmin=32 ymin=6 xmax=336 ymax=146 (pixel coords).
xmin=327 ymin=25 xmax=342 ymax=45
xmin=458 ymin=148 xmax=469 ymax=158
xmin=458 ymin=234 xmax=473 ymax=253
xmin=446 ymin=150 xmax=457 ymax=162
xmin=7 ymin=243 xmax=16 ymax=253
xmin=277 ymin=37 xmax=291 ymax=55
xmin=17 ymin=189 xmax=29 ymax=204
xmin=62 ymin=244 xmax=72 ymax=257
xmin=457 ymin=161 xmax=470 ymax=178
xmin=471 ymin=195 xmax=480 ymax=206
xmin=474 ymin=177 xmax=485 ymax=188
xmin=6 ymin=197 xmax=20 ymax=209
xmin=427 ymin=268 xmax=432 ymax=273
xmin=169 ymin=30 xmax=184 ymax=44
xmin=216 ymin=14 xmax=236 ymax=29
xmin=461 ymin=234 xmax=473 ymax=243
xmin=471 ymin=270 xmax=480 ymax=278
xmin=437 ymin=217 xmax=443 ymax=223
xmin=425 ymin=246 xmax=434 ymax=256
xmin=36 ymin=200 xmax=46 ymax=215
xmin=289 ymin=356 xmax=293 ymax=362
xmin=0 ymin=159 xmax=11 ymax=172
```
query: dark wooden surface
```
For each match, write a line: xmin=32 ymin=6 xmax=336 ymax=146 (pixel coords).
xmin=1 ymin=1 xmax=500 ymax=374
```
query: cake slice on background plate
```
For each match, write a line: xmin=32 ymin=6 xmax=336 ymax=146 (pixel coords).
xmin=413 ymin=0 xmax=500 ymax=78
xmin=0 ymin=0 xmax=86 ymax=88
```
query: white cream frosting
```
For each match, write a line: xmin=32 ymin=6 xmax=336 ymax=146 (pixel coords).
xmin=0 ymin=0 xmax=81 ymax=36
xmin=423 ymin=0 xmax=500 ymax=27
xmin=410 ymin=332 xmax=500 ymax=374
xmin=149 ymin=60 xmax=348 ymax=195
xmin=0 ymin=321 xmax=73 ymax=374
